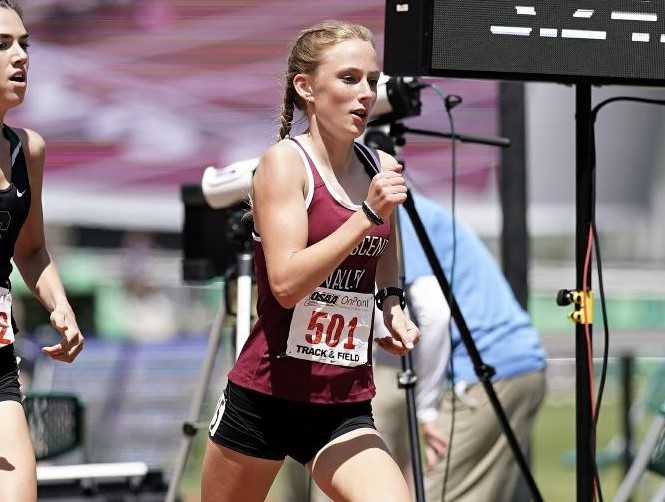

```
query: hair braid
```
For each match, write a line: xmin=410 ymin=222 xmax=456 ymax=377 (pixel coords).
xmin=278 ymin=84 xmax=296 ymax=140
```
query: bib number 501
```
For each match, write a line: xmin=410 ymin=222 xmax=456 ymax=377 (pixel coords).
xmin=305 ymin=311 xmax=358 ymax=349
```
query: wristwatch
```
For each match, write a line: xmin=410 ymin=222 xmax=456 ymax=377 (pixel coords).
xmin=375 ymin=287 xmax=406 ymax=310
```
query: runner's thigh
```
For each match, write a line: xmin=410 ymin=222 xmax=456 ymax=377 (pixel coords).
xmin=310 ymin=427 xmax=410 ymax=502
xmin=201 ymin=440 xmax=282 ymax=502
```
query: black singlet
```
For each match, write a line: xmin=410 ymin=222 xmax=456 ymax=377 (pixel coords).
xmin=0 ymin=124 xmax=31 ymax=346
xmin=0 ymin=124 xmax=31 ymax=289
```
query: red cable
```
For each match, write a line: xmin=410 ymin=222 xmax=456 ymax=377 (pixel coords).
xmin=582 ymin=224 xmax=598 ymax=501
xmin=583 ymin=225 xmax=595 ymax=417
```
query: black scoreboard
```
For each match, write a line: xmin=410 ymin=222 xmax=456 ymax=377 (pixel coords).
xmin=385 ymin=0 xmax=665 ymax=85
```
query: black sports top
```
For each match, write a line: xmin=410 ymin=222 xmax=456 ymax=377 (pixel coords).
xmin=0 ymin=125 xmax=31 ymax=289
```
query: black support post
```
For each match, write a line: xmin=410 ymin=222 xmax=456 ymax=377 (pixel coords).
xmin=575 ymin=83 xmax=595 ymax=502
xmin=499 ymin=82 xmax=529 ymax=309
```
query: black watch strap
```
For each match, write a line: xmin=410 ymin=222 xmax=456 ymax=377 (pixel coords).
xmin=375 ymin=287 xmax=406 ymax=310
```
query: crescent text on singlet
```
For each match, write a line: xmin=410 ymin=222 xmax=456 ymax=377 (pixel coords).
xmin=227 ymin=137 xmax=391 ymax=403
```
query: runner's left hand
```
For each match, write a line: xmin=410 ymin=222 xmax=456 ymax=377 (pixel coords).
xmin=376 ymin=299 xmax=420 ymax=355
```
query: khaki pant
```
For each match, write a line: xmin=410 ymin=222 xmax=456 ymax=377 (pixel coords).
xmin=426 ymin=370 xmax=546 ymax=502
xmin=371 ymin=364 xmax=414 ymax=473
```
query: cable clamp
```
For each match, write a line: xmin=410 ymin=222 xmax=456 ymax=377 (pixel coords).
xmin=556 ymin=289 xmax=593 ymax=325
xmin=397 ymin=369 xmax=417 ymax=389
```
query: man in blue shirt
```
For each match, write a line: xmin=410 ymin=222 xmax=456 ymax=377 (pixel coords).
xmin=374 ymin=192 xmax=546 ymax=502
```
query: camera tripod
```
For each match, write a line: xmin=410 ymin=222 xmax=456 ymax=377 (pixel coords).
xmin=165 ymin=248 xmax=253 ymax=502
xmin=364 ymin=117 xmax=543 ymax=502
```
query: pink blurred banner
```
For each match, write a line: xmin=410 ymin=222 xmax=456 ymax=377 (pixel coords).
xmin=8 ymin=1 xmax=498 ymax=230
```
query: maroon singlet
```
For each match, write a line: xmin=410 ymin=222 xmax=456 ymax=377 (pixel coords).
xmin=228 ymin=138 xmax=391 ymax=403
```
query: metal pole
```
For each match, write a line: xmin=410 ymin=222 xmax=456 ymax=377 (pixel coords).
xmin=499 ymin=81 xmax=529 ymax=309
xmin=575 ymin=82 xmax=595 ymax=502
xmin=395 ymin=200 xmax=426 ymax=502
xmin=398 ymin=352 xmax=426 ymax=502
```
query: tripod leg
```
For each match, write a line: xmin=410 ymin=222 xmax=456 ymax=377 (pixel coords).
xmin=400 ymin=192 xmax=543 ymax=502
xmin=614 ymin=414 xmax=665 ymax=502
xmin=165 ymin=299 xmax=227 ymax=502
xmin=399 ymin=352 xmax=426 ymax=502
xmin=235 ymin=252 xmax=253 ymax=360
xmin=393 ymin=205 xmax=426 ymax=502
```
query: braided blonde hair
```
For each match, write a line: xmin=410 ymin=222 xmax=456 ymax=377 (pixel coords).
xmin=278 ymin=20 xmax=374 ymax=140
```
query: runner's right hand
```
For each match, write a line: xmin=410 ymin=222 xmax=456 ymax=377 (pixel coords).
xmin=365 ymin=161 xmax=407 ymax=221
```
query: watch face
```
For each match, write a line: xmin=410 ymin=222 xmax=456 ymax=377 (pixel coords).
xmin=376 ymin=288 xmax=406 ymax=310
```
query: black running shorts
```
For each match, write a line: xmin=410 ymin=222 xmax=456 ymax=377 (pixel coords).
xmin=208 ymin=380 xmax=376 ymax=465
xmin=0 ymin=344 xmax=21 ymax=403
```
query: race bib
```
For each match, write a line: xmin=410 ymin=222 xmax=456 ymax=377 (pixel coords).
xmin=0 ymin=292 xmax=14 ymax=346
xmin=286 ymin=287 xmax=373 ymax=367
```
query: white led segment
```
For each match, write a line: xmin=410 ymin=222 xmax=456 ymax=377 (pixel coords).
xmin=540 ymin=28 xmax=558 ymax=37
xmin=574 ymin=9 xmax=594 ymax=18
xmin=632 ymin=33 xmax=650 ymax=42
xmin=561 ymin=29 xmax=607 ymax=40
xmin=490 ymin=26 xmax=532 ymax=36
xmin=661 ymin=34 xmax=665 ymax=43
xmin=611 ymin=11 xmax=657 ymax=22
xmin=515 ymin=6 xmax=536 ymax=15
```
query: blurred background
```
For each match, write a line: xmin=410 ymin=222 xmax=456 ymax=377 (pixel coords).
xmin=11 ymin=1 xmax=665 ymax=501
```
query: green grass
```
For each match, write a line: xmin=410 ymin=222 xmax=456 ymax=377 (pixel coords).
xmin=533 ymin=389 xmax=622 ymax=500
xmin=533 ymin=385 xmax=664 ymax=501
